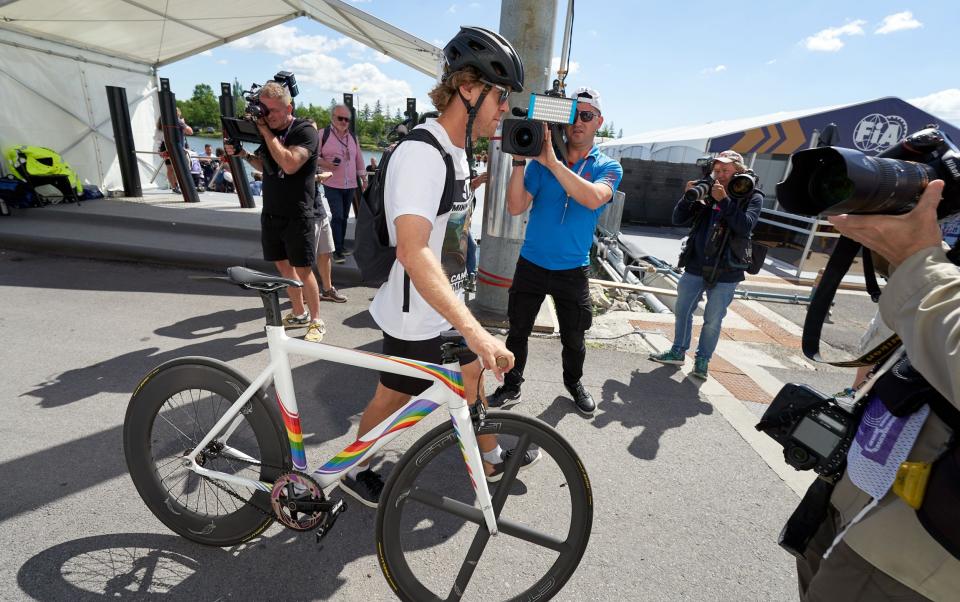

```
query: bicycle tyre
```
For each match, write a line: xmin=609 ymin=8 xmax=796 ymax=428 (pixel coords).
xmin=123 ymin=357 xmax=291 ymax=547
xmin=375 ymin=411 xmax=593 ymax=601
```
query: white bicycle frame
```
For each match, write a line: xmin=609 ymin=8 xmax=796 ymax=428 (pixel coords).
xmin=183 ymin=325 xmax=500 ymax=535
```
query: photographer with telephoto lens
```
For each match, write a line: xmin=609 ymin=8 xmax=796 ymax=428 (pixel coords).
xmin=649 ymin=150 xmax=763 ymax=379
xmin=760 ymin=127 xmax=960 ymax=601
xmin=224 ymin=79 xmax=327 ymax=343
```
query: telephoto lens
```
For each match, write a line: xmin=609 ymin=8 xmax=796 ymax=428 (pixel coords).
xmin=683 ymin=177 xmax=714 ymax=203
xmin=728 ymin=173 xmax=757 ymax=199
xmin=778 ymin=147 xmax=936 ymax=216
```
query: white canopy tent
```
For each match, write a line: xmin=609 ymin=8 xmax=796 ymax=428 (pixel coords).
xmin=0 ymin=0 xmax=442 ymax=191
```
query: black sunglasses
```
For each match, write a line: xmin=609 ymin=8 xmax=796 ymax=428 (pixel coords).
xmin=335 ymin=116 xmax=350 ymax=122
xmin=576 ymin=110 xmax=598 ymax=123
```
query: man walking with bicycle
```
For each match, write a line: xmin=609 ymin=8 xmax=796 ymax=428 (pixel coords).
xmin=339 ymin=27 xmax=540 ymax=507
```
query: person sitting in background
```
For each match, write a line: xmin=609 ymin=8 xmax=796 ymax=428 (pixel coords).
xmin=249 ymin=171 xmax=263 ymax=195
xmin=186 ymin=145 xmax=204 ymax=191
xmin=367 ymin=156 xmax=378 ymax=175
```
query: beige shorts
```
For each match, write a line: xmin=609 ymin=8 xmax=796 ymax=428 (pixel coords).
xmin=314 ymin=217 xmax=335 ymax=256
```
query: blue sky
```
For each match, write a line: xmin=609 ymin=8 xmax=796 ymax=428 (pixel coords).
xmin=158 ymin=1 xmax=960 ymax=136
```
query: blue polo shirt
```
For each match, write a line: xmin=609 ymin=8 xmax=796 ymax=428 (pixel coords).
xmin=520 ymin=145 xmax=623 ymax=270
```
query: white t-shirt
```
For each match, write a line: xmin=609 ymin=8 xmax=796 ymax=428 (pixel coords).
xmin=369 ymin=120 xmax=474 ymax=340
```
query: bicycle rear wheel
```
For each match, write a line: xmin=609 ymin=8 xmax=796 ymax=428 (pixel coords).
xmin=376 ymin=411 xmax=592 ymax=601
xmin=123 ymin=357 xmax=291 ymax=547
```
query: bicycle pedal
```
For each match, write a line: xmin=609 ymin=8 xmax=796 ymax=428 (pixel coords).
xmin=315 ymin=498 xmax=347 ymax=545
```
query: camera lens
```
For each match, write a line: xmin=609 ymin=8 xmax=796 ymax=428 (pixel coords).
xmin=514 ymin=126 xmax=534 ymax=148
xmin=778 ymin=147 xmax=938 ymax=216
xmin=728 ymin=174 xmax=756 ymax=198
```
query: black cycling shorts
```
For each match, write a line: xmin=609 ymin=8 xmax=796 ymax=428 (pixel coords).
xmin=260 ymin=214 xmax=317 ymax=267
xmin=380 ymin=331 xmax=477 ymax=396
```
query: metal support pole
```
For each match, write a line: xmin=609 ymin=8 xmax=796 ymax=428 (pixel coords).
xmin=158 ymin=78 xmax=199 ymax=203
xmin=343 ymin=92 xmax=361 ymax=219
xmin=105 ymin=85 xmax=142 ymax=197
xmin=219 ymin=82 xmax=256 ymax=208
xmin=476 ymin=0 xmax=558 ymax=315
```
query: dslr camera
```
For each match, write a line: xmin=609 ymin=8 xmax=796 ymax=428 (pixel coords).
xmin=756 ymin=383 xmax=858 ymax=478
xmin=777 ymin=126 xmax=960 ymax=218
xmin=501 ymin=93 xmax=578 ymax=157
xmin=222 ymin=71 xmax=300 ymax=148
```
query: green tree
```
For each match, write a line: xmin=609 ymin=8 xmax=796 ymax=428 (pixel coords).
xmin=232 ymin=78 xmax=247 ymax=116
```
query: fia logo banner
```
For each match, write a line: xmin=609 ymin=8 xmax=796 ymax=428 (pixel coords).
xmin=852 ymin=114 xmax=908 ymax=153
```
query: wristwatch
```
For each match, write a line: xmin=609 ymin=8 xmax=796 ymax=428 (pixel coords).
xmin=512 ymin=158 xmax=526 ymax=167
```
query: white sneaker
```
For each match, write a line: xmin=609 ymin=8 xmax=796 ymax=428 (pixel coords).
xmin=304 ymin=320 xmax=326 ymax=343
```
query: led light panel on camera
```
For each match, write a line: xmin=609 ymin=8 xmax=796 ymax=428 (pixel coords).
xmin=527 ymin=94 xmax=578 ymax=125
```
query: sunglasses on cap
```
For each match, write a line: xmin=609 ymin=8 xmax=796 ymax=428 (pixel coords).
xmin=481 ymin=79 xmax=511 ymax=105
xmin=575 ymin=110 xmax=599 ymax=123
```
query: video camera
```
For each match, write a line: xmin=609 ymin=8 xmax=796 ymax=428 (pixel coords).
xmin=777 ymin=126 xmax=960 ymax=218
xmin=221 ymin=71 xmax=300 ymax=149
xmin=500 ymin=93 xmax=578 ymax=158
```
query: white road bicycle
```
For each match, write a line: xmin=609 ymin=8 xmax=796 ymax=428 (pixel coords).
xmin=123 ymin=267 xmax=593 ymax=601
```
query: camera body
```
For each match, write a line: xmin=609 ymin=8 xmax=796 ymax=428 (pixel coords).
xmin=777 ymin=126 xmax=960 ymax=218
xmin=756 ymin=383 xmax=857 ymax=478
xmin=501 ymin=93 xmax=578 ymax=157
xmin=684 ymin=176 xmax=715 ymax=203
xmin=684 ymin=171 xmax=758 ymax=204
xmin=222 ymin=72 xmax=300 ymax=150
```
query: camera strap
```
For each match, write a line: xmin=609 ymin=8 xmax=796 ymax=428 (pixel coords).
xmin=802 ymin=235 xmax=901 ymax=368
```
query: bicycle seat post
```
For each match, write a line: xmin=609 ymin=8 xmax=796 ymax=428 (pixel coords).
xmin=258 ymin=289 xmax=284 ymax=327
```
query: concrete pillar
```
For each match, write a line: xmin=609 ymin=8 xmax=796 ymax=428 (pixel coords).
xmin=476 ymin=0 xmax=558 ymax=315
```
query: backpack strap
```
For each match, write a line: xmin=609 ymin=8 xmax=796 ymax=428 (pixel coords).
xmin=321 ymin=125 xmax=330 ymax=149
xmin=397 ymin=128 xmax=456 ymax=216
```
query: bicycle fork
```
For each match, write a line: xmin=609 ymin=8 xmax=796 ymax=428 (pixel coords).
xmin=448 ymin=396 xmax=499 ymax=536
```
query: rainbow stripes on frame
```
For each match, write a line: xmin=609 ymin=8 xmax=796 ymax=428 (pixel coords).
xmin=277 ymin=393 xmax=307 ymax=471
xmin=367 ymin=352 xmax=465 ymax=398
xmin=314 ymin=398 xmax=440 ymax=475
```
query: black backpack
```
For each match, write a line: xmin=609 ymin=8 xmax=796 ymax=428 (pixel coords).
xmin=354 ymin=128 xmax=455 ymax=285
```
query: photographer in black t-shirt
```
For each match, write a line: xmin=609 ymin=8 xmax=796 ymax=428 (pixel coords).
xmin=224 ymin=81 xmax=326 ymax=342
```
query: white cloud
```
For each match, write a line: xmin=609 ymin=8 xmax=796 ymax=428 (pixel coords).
xmin=469 ymin=2 xmax=482 ymax=7
xmin=283 ymin=53 xmax=414 ymax=110
xmin=550 ymin=56 xmax=580 ymax=76
xmin=803 ymin=20 xmax=866 ymax=52
xmin=909 ymin=88 xmax=960 ymax=125
xmin=229 ymin=24 xmax=352 ymax=56
xmin=200 ymin=49 xmax=213 ymax=57
xmin=448 ymin=4 xmax=457 ymax=13
xmin=765 ymin=58 xmax=777 ymax=65
xmin=587 ymin=29 xmax=598 ymax=37
xmin=875 ymin=11 xmax=922 ymax=34
xmin=216 ymin=59 xmax=228 ymax=65
xmin=700 ymin=64 xmax=727 ymax=75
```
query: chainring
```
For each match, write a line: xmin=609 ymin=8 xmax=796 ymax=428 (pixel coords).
xmin=270 ymin=471 xmax=326 ymax=531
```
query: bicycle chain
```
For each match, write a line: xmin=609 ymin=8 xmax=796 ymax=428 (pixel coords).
xmin=197 ymin=453 xmax=282 ymax=523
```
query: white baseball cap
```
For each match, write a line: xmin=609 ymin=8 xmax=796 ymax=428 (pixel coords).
xmin=571 ymin=86 xmax=602 ymax=114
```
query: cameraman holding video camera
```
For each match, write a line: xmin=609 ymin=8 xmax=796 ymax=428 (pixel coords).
xmin=791 ymin=179 xmax=960 ymax=601
xmin=649 ymin=150 xmax=762 ymax=379
xmin=487 ymin=87 xmax=623 ymax=415
xmin=224 ymin=80 xmax=326 ymax=343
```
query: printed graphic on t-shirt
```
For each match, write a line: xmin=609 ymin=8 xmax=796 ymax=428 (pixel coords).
xmin=442 ymin=179 xmax=473 ymax=291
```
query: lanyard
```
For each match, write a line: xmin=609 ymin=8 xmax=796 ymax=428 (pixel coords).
xmin=560 ymin=157 xmax=591 ymax=224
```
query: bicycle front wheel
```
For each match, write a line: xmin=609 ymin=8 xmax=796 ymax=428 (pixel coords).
xmin=376 ymin=411 xmax=593 ymax=601
xmin=123 ymin=357 xmax=291 ymax=547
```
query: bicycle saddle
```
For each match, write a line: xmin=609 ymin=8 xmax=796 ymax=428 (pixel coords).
xmin=226 ymin=266 xmax=303 ymax=290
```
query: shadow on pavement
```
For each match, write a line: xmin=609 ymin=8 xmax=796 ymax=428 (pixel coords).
xmin=593 ymin=366 xmax=712 ymax=460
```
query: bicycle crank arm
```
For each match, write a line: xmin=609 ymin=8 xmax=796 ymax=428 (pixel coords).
xmin=315 ymin=498 xmax=347 ymax=545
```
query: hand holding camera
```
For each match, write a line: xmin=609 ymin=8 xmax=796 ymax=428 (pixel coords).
xmin=828 ymin=179 xmax=945 ymax=269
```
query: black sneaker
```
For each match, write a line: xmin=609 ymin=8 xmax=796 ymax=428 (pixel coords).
xmin=333 ymin=253 xmax=346 ymax=264
xmin=488 ymin=384 xmax=521 ymax=408
xmin=486 ymin=448 xmax=542 ymax=482
xmin=339 ymin=469 xmax=384 ymax=508
xmin=565 ymin=381 xmax=596 ymax=415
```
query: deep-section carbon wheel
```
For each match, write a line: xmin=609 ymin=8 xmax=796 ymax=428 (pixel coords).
xmin=123 ymin=357 xmax=290 ymax=546
xmin=376 ymin=411 xmax=593 ymax=601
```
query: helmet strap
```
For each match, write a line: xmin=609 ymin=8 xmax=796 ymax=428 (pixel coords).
xmin=458 ymin=85 xmax=491 ymax=180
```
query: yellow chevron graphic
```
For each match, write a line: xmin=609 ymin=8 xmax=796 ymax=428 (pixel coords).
xmin=731 ymin=127 xmax=766 ymax=154
xmin=776 ymin=119 xmax=807 ymax=153
xmin=756 ymin=125 xmax=783 ymax=153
